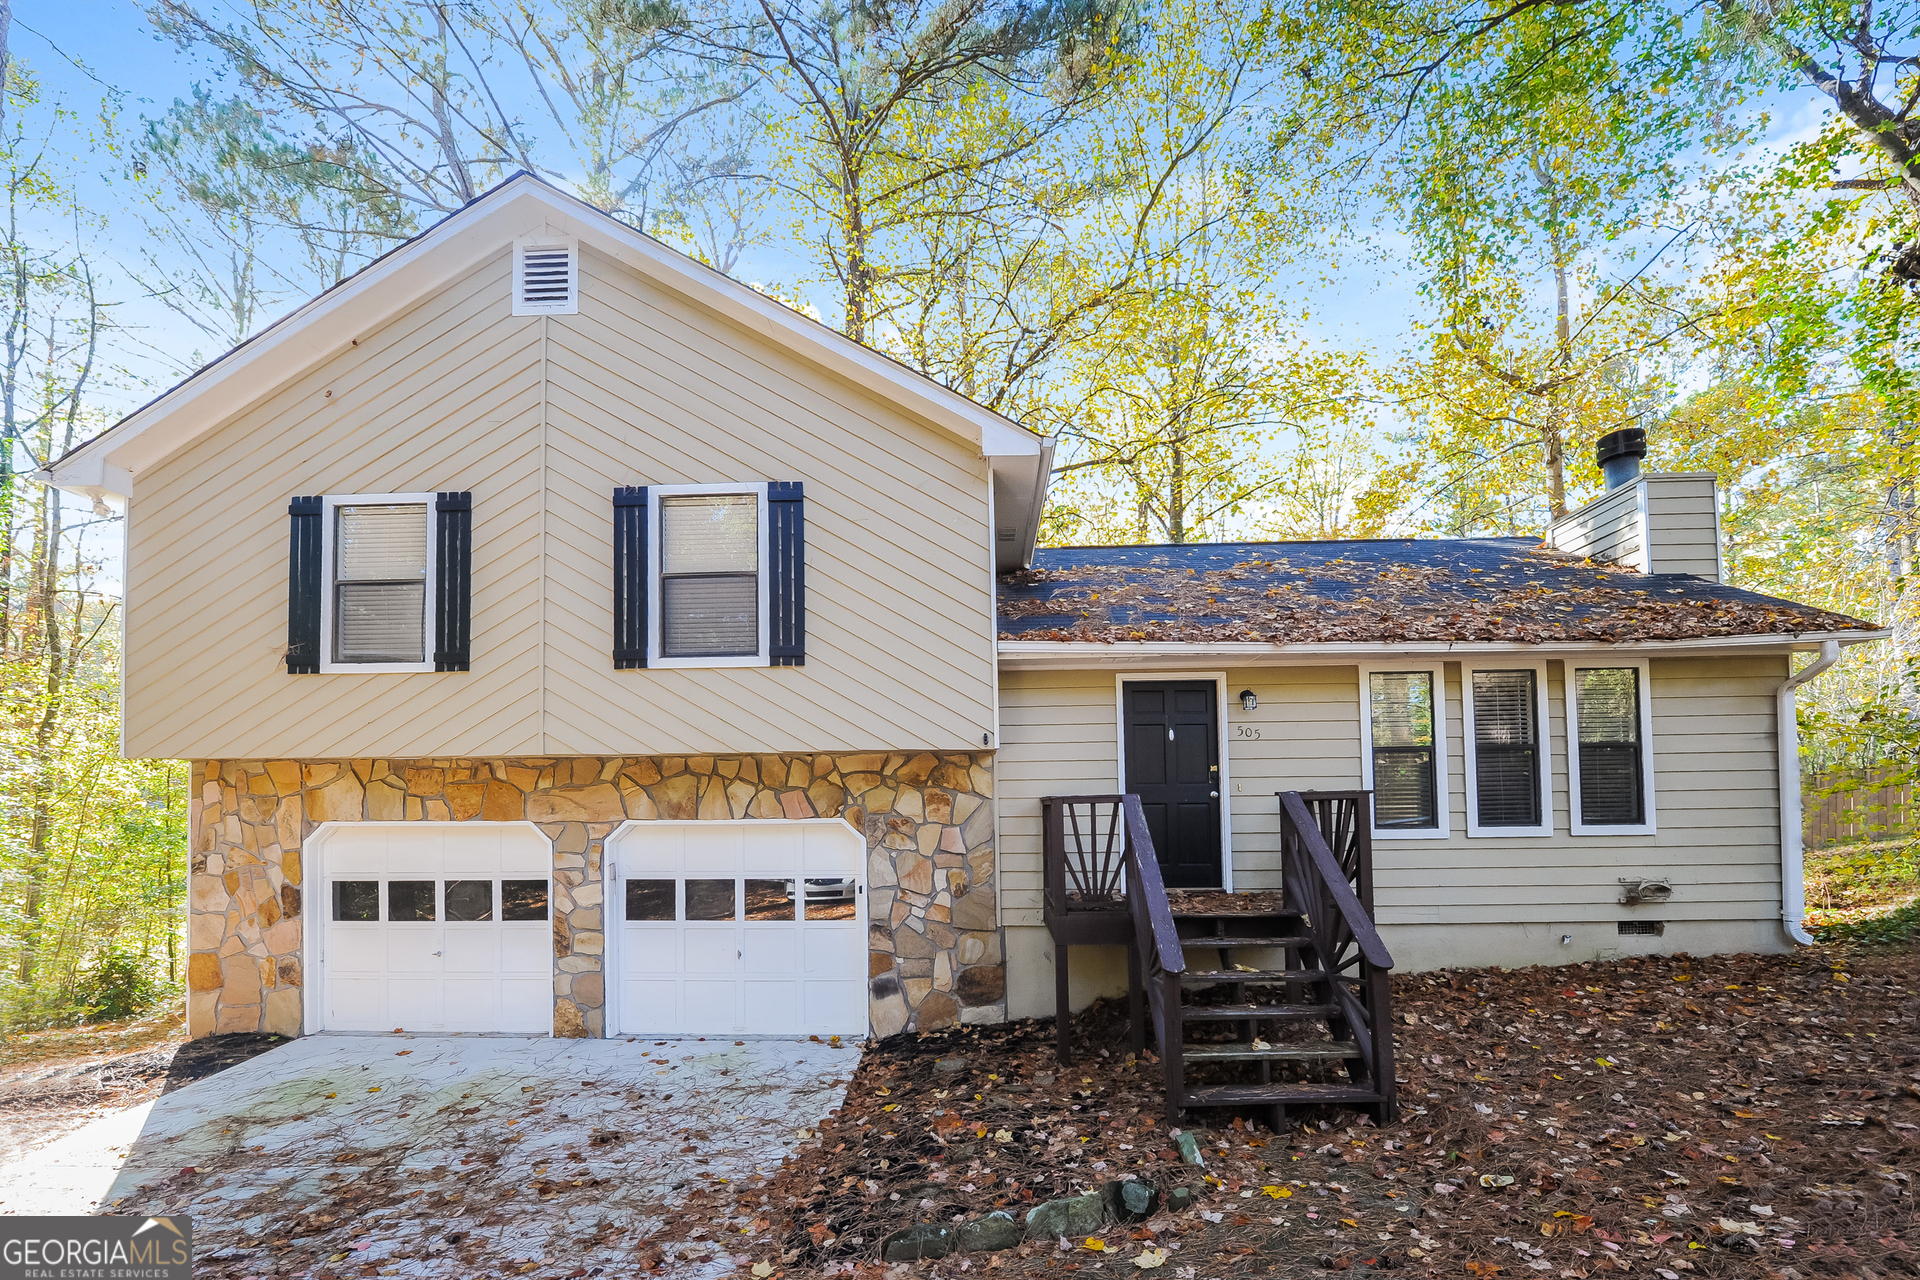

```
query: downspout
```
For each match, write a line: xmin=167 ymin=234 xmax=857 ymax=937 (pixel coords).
xmin=1778 ymin=640 xmax=1842 ymax=945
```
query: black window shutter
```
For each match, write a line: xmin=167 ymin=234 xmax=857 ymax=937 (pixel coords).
xmin=613 ymin=486 xmax=649 ymax=669
xmin=286 ymin=495 xmax=323 ymax=673
xmin=768 ymin=481 xmax=805 ymax=666
xmin=434 ymin=492 xmax=473 ymax=672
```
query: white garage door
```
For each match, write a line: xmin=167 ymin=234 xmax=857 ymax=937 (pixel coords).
xmin=610 ymin=821 xmax=866 ymax=1037
xmin=319 ymin=824 xmax=552 ymax=1033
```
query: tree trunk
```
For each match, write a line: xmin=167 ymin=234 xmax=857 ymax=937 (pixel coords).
xmin=1169 ymin=442 xmax=1186 ymax=542
xmin=1545 ymin=178 xmax=1573 ymax=519
xmin=841 ymin=158 xmax=870 ymax=345
xmin=16 ymin=467 xmax=65 ymax=987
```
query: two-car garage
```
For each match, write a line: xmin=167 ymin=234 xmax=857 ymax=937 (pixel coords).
xmin=309 ymin=820 xmax=867 ymax=1038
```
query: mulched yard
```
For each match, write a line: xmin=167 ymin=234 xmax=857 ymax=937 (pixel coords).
xmin=722 ymin=944 xmax=1918 ymax=1280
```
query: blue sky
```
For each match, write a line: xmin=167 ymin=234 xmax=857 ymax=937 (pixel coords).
xmin=18 ymin=1 xmax=1439 ymax=418
xmin=15 ymin=0 xmax=1841 ymax=553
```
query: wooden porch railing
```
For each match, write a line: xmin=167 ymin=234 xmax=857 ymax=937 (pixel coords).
xmin=1040 ymin=795 xmax=1186 ymax=1087
xmin=1279 ymin=790 xmax=1397 ymax=1121
xmin=1045 ymin=789 xmax=1399 ymax=1126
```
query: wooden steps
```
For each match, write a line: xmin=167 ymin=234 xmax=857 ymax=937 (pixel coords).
xmin=1176 ymin=935 xmax=1301 ymax=949
xmin=1183 ymin=1040 xmax=1358 ymax=1062
xmin=1178 ymin=1002 xmax=1337 ymax=1021
xmin=1183 ymin=1082 xmax=1387 ymax=1108
xmin=1181 ymin=968 xmax=1327 ymax=985
xmin=1044 ymin=791 xmax=1396 ymax=1129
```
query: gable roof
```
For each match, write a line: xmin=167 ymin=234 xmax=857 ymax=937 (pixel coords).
xmin=46 ymin=173 xmax=1049 ymax=559
xmin=997 ymin=537 xmax=1883 ymax=650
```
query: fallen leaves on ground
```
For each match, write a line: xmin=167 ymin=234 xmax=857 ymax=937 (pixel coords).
xmin=745 ymin=942 xmax=1916 ymax=1280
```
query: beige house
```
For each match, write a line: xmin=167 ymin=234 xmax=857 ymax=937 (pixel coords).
xmin=46 ymin=175 xmax=1882 ymax=1044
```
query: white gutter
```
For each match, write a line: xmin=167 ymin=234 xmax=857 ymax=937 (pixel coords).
xmin=1778 ymin=639 xmax=1843 ymax=946
xmin=996 ymin=630 xmax=1887 ymax=666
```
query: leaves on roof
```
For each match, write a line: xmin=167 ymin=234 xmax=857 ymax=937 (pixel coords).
xmin=997 ymin=540 xmax=1879 ymax=645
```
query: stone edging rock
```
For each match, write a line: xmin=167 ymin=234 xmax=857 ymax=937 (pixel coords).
xmin=879 ymin=1178 xmax=1197 ymax=1262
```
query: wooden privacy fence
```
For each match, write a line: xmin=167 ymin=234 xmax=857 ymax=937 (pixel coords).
xmin=1804 ymin=769 xmax=1918 ymax=848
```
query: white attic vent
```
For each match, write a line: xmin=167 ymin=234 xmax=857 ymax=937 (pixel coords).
xmin=513 ymin=237 xmax=577 ymax=316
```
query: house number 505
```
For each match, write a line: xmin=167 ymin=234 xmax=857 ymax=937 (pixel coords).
xmin=1234 ymin=725 xmax=1262 ymax=740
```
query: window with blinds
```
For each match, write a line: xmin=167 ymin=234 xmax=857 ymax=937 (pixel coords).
xmin=333 ymin=503 xmax=429 ymax=664
xmin=659 ymin=493 xmax=760 ymax=658
xmin=1369 ymin=671 xmax=1438 ymax=828
xmin=1471 ymin=669 xmax=1541 ymax=828
xmin=1575 ymin=667 xmax=1645 ymax=825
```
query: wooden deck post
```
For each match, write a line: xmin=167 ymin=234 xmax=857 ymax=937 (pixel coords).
xmin=1054 ymin=940 xmax=1072 ymax=1066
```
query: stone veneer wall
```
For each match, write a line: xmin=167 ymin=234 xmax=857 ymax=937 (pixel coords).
xmin=186 ymin=753 xmax=1003 ymax=1039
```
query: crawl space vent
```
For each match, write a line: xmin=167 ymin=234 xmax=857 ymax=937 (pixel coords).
xmin=514 ymin=238 xmax=577 ymax=316
xmin=1617 ymin=920 xmax=1664 ymax=936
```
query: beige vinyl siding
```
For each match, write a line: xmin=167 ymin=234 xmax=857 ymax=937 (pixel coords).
xmin=124 ymin=245 xmax=996 ymax=759
xmin=996 ymin=669 xmax=1120 ymax=927
xmin=1642 ymin=475 xmax=1721 ymax=579
xmin=537 ymin=249 xmax=994 ymax=755
xmin=995 ymin=655 xmax=1786 ymax=934
xmin=125 ymin=254 xmax=548 ymax=759
xmin=1548 ymin=484 xmax=1642 ymax=567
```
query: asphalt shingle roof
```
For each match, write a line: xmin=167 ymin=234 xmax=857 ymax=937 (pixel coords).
xmin=996 ymin=538 xmax=1879 ymax=645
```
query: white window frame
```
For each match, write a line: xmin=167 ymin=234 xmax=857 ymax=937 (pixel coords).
xmin=647 ymin=481 xmax=771 ymax=669
xmin=318 ymin=492 xmax=437 ymax=674
xmin=1564 ymin=656 xmax=1657 ymax=836
xmin=1356 ymin=662 xmax=1450 ymax=840
xmin=1461 ymin=659 xmax=1554 ymax=839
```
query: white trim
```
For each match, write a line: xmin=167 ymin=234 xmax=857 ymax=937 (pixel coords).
xmin=1356 ymin=662 xmax=1451 ymax=840
xmin=646 ymin=482 xmax=771 ymax=668
xmin=1460 ymin=659 xmax=1555 ymax=839
xmin=1113 ymin=671 xmax=1233 ymax=892
xmin=299 ymin=820 xmax=556 ymax=1037
xmin=1564 ymin=657 xmax=1657 ymax=836
xmin=1633 ymin=479 xmax=1653 ymax=573
xmin=318 ymin=492 xmax=437 ymax=674
xmin=512 ymin=236 xmax=578 ymax=315
xmin=994 ymin=631 xmax=1886 ymax=668
xmin=600 ymin=817 xmax=869 ymax=1039
xmin=1710 ymin=482 xmax=1727 ymax=583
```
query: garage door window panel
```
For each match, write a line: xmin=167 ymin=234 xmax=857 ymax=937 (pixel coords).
xmin=502 ymin=879 xmax=550 ymax=921
xmin=388 ymin=880 xmax=437 ymax=921
xmin=446 ymin=879 xmax=494 ymax=921
xmin=333 ymin=880 xmax=379 ymax=921
xmin=745 ymin=879 xmax=794 ymax=921
xmin=686 ymin=878 xmax=736 ymax=920
xmin=626 ymin=879 xmax=675 ymax=921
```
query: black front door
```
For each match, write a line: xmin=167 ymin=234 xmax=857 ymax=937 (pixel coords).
xmin=1123 ymin=681 xmax=1222 ymax=888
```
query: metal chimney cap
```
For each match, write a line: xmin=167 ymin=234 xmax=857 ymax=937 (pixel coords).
xmin=1596 ymin=427 xmax=1647 ymax=467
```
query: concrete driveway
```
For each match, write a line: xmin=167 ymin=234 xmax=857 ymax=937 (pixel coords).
xmin=0 ymin=1033 xmax=855 ymax=1278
